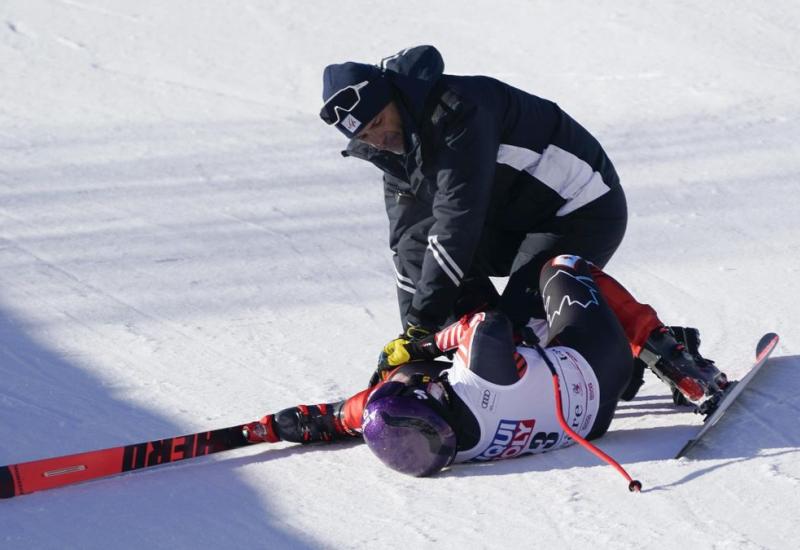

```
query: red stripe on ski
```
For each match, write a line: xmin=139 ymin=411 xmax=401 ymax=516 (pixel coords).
xmin=1 ymin=424 xmax=258 ymax=498
xmin=11 ymin=447 xmax=127 ymax=496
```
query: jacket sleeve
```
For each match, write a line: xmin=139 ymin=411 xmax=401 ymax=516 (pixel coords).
xmin=407 ymin=103 xmax=499 ymax=328
xmin=384 ymin=173 xmax=434 ymax=327
xmin=435 ymin=311 xmax=521 ymax=384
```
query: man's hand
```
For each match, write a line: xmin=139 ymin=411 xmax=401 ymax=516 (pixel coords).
xmin=368 ymin=326 xmax=441 ymax=387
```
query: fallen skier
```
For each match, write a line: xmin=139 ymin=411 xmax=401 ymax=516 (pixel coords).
xmin=245 ymin=255 xmax=728 ymax=488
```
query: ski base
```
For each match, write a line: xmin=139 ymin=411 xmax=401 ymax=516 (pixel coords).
xmin=675 ymin=332 xmax=779 ymax=459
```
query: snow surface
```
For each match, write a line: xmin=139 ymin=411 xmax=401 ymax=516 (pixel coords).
xmin=1 ymin=1 xmax=799 ymax=548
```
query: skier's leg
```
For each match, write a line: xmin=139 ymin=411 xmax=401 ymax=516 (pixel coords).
xmin=587 ymin=264 xmax=662 ymax=356
xmin=246 ymin=399 xmax=360 ymax=444
xmin=247 ymin=362 xmax=453 ymax=444
xmin=586 ymin=267 xmax=728 ymax=404
xmin=539 ymin=255 xmax=633 ymax=439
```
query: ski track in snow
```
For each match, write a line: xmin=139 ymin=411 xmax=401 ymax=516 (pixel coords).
xmin=1 ymin=219 xmax=293 ymax=389
xmin=1 ymin=1 xmax=799 ymax=549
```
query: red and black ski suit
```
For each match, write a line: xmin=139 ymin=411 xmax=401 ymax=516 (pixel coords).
xmin=254 ymin=256 xmax=663 ymax=453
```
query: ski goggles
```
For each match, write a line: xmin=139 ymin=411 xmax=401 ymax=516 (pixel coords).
xmin=320 ymin=75 xmax=393 ymax=138
xmin=319 ymin=80 xmax=370 ymax=128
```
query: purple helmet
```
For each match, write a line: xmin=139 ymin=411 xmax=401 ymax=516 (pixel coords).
xmin=362 ymin=380 xmax=457 ymax=477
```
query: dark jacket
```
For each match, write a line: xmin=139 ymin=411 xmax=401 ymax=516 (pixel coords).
xmin=344 ymin=46 xmax=621 ymax=329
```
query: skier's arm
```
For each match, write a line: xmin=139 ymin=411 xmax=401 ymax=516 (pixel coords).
xmin=436 ymin=311 xmax=522 ymax=384
xmin=434 ymin=313 xmax=484 ymax=353
xmin=379 ymin=311 xmax=496 ymax=372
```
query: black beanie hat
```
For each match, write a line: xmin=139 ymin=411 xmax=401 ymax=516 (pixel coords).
xmin=321 ymin=62 xmax=393 ymax=138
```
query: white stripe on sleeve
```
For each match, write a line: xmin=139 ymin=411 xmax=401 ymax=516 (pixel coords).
xmin=427 ymin=235 xmax=463 ymax=287
xmin=392 ymin=264 xmax=416 ymax=294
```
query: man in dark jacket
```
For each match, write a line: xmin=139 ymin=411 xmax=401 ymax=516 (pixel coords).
xmin=321 ymin=46 xmax=625 ymax=330
xmin=319 ymin=46 xmax=725 ymax=405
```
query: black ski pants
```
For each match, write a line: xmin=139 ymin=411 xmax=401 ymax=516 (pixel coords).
xmin=539 ymin=255 xmax=633 ymax=439
xmin=495 ymin=183 xmax=628 ymax=327
xmin=394 ymin=183 xmax=628 ymax=330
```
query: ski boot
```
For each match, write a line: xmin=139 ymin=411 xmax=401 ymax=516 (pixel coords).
xmin=244 ymin=400 xmax=358 ymax=444
xmin=638 ymin=326 xmax=729 ymax=407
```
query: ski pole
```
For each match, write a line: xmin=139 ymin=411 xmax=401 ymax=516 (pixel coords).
xmin=536 ymin=345 xmax=642 ymax=492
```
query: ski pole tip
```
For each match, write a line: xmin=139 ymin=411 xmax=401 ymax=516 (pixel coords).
xmin=628 ymin=480 xmax=642 ymax=493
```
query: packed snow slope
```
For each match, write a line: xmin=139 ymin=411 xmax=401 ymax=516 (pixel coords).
xmin=1 ymin=1 xmax=799 ymax=548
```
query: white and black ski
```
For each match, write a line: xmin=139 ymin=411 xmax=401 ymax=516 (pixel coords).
xmin=675 ymin=332 xmax=780 ymax=459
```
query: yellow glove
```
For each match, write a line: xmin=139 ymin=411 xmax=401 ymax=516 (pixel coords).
xmin=368 ymin=327 xmax=441 ymax=387
xmin=383 ymin=338 xmax=413 ymax=367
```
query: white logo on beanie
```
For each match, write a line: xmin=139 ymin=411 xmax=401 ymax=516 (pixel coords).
xmin=341 ymin=114 xmax=362 ymax=133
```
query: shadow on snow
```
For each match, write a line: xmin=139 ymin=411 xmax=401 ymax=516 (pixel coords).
xmin=0 ymin=304 xmax=319 ymax=549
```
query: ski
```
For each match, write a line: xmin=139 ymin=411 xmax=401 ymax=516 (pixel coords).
xmin=1 ymin=422 xmax=263 ymax=499
xmin=675 ymin=332 xmax=780 ymax=459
